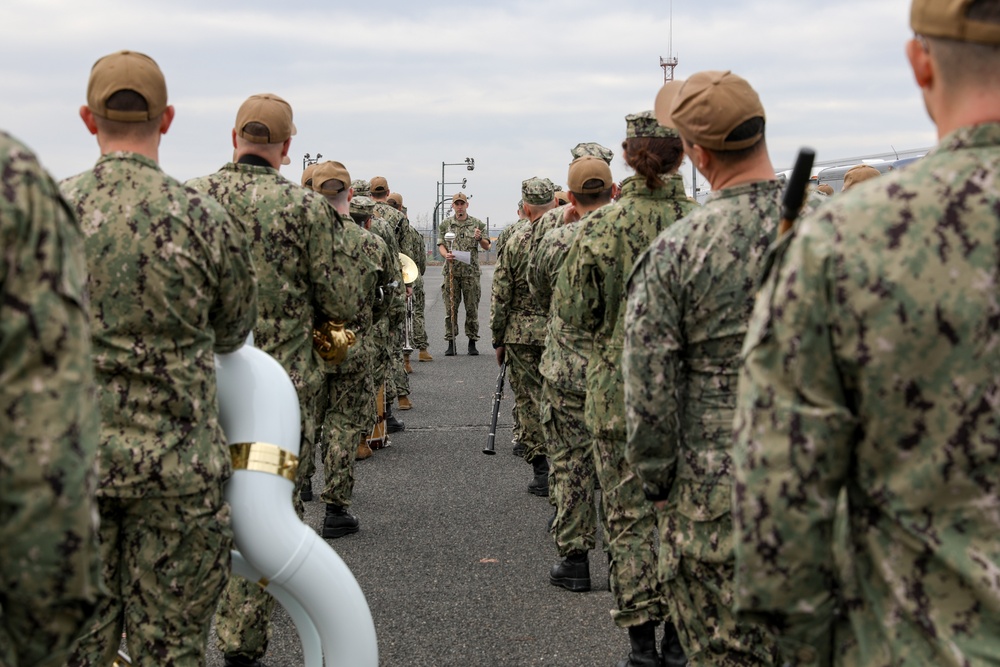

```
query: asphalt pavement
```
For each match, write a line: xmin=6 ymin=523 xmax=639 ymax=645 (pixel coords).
xmin=205 ymin=263 xmax=624 ymax=667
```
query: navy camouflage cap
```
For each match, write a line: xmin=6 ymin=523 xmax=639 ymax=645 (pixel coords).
xmin=626 ymin=110 xmax=678 ymax=139
xmin=351 ymin=178 xmax=371 ymax=196
xmin=349 ymin=195 xmax=376 ymax=217
xmin=521 ymin=176 xmax=555 ymax=206
xmin=571 ymin=142 xmax=614 ymax=164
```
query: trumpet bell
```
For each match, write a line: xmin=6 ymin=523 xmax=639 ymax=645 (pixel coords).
xmin=399 ymin=253 xmax=419 ymax=285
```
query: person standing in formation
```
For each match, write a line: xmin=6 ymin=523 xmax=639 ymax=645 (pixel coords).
xmin=61 ymin=50 xmax=258 ymax=666
xmin=388 ymin=191 xmax=432 ymax=366
xmin=556 ymin=110 xmax=694 ymax=667
xmin=732 ymin=0 xmax=1000 ymax=664
xmin=438 ymin=191 xmax=490 ymax=356
xmin=186 ymin=93 xmax=369 ymax=667
xmin=1 ymin=131 xmax=105 ymax=667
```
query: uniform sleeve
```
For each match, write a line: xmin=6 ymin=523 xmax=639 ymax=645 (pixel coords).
xmin=555 ymin=227 xmax=603 ymax=335
xmin=489 ymin=242 xmax=514 ymax=346
xmin=623 ymin=242 xmax=683 ymax=499
xmin=436 ymin=219 xmax=449 ymax=247
xmin=210 ymin=206 xmax=258 ymax=353
xmin=731 ymin=225 xmax=855 ymax=665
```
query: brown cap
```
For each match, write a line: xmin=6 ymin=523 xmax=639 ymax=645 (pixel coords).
xmin=567 ymin=156 xmax=614 ymax=195
xmin=387 ymin=192 xmax=404 ymax=209
xmin=301 ymin=162 xmax=319 ymax=188
xmin=554 ymin=191 xmax=569 ymax=205
xmin=911 ymin=0 xmax=1000 ymax=44
xmin=842 ymin=164 xmax=881 ymax=192
xmin=371 ymin=176 xmax=389 ymax=193
xmin=312 ymin=161 xmax=351 ymax=195
xmin=816 ymin=183 xmax=835 ymax=196
xmin=660 ymin=71 xmax=765 ymax=151
xmin=87 ymin=50 xmax=168 ymax=122
xmin=453 ymin=192 xmax=468 ymax=203
xmin=235 ymin=93 xmax=297 ymax=144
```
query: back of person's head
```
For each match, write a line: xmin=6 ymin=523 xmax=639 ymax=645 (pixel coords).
xmin=911 ymin=0 xmax=1000 ymax=89
xmin=656 ymin=71 xmax=767 ymax=168
xmin=312 ymin=161 xmax=351 ymax=211
xmin=349 ymin=195 xmax=375 ymax=227
xmin=86 ymin=50 xmax=167 ymax=139
xmin=570 ymin=142 xmax=614 ymax=165
xmin=842 ymin=164 xmax=881 ymax=192
xmin=567 ymin=156 xmax=615 ymax=207
xmin=521 ymin=177 xmax=556 ymax=217
xmin=235 ymin=93 xmax=296 ymax=165
xmin=621 ymin=110 xmax=685 ymax=190
xmin=387 ymin=192 xmax=404 ymax=210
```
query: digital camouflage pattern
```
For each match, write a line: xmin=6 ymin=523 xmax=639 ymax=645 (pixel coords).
xmin=368 ymin=215 xmax=404 ymax=402
xmin=624 ymin=179 xmax=795 ymax=665
xmin=529 ymin=217 xmax=598 ymax=556
xmin=491 ymin=217 xmax=549 ymax=462
xmin=185 ymin=161 xmax=370 ymax=662
xmin=439 ymin=213 xmax=488 ymax=341
xmin=402 ymin=221 xmax=429 ymax=350
xmin=733 ymin=124 xmax=1000 ymax=667
xmin=320 ymin=226 xmax=393 ymax=508
xmin=60 ymin=150 xmax=257 ymax=666
xmin=0 ymin=131 xmax=104 ymax=667
xmin=555 ymin=172 xmax=694 ymax=628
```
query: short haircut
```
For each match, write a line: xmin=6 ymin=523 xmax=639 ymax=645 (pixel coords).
xmin=927 ymin=2 xmax=1000 ymax=90
xmin=93 ymin=90 xmax=161 ymax=138
xmin=702 ymin=117 xmax=767 ymax=167
xmin=572 ymin=185 xmax=614 ymax=207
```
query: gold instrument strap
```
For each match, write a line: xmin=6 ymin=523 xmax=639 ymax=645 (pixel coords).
xmin=229 ymin=442 xmax=299 ymax=482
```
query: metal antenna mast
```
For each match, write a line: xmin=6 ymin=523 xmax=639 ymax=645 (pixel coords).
xmin=660 ymin=0 xmax=678 ymax=82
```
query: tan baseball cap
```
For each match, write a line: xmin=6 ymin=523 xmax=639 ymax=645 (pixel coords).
xmin=235 ymin=93 xmax=297 ymax=144
xmin=911 ymin=0 xmax=1000 ymax=44
xmin=842 ymin=164 xmax=881 ymax=192
xmin=87 ymin=50 xmax=168 ymax=122
xmin=660 ymin=71 xmax=765 ymax=151
xmin=370 ymin=176 xmax=389 ymax=193
xmin=453 ymin=192 xmax=468 ymax=203
xmin=312 ymin=161 xmax=351 ymax=195
xmin=388 ymin=192 xmax=404 ymax=209
xmin=567 ymin=156 xmax=613 ymax=195
xmin=301 ymin=162 xmax=319 ymax=188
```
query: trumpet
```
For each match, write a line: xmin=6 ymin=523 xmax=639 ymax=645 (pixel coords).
xmin=399 ymin=253 xmax=418 ymax=354
xmin=312 ymin=320 xmax=357 ymax=364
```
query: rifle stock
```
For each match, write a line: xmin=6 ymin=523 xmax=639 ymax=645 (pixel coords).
xmin=483 ymin=361 xmax=507 ymax=455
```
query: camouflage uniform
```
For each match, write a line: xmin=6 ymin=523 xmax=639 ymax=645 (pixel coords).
xmin=403 ymin=221 xmax=429 ymax=351
xmin=528 ymin=209 xmax=597 ymax=555
xmin=321 ymin=222 xmax=395 ymax=507
xmin=368 ymin=215 xmax=405 ymax=419
xmin=186 ymin=160 xmax=368 ymax=663
xmin=0 ymin=132 xmax=104 ymax=667
xmin=624 ymin=180 xmax=793 ymax=665
xmin=490 ymin=216 xmax=548 ymax=465
xmin=439 ymin=213 xmax=488 ymax=342
xmin=555 ymin=172 xmax=695 ymax=628
xmin=61 ymin=150 xmax=258 ymax=666
xmin=732 ymin=123 xmax=1000 ymax=667
xmin=375 ymin=201 xmax=410 ymax=399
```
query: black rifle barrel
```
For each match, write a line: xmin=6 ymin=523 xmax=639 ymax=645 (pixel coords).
xmin=779 ymin=147 xmax=816 ymax=235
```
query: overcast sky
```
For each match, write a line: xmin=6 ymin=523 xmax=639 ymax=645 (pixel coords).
xmin=1 ymin=0 xmax=936 ymax=232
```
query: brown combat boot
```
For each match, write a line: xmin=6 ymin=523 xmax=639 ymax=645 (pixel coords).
xmin=356 ymin=436 xmax=373 ymax=460
xmin=404 ymin=353 xmax=413 ymax=373
xmin=398 ymin=395 xmax=413 ymax=410
xmin=418 ymin=348 xmax=433 ymax=361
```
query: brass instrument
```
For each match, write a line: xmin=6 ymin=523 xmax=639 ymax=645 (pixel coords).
xmin=399 ymin=253 xmax=418 ymax=354
xmin=444 ymin=231 xmax=457 ymax=341
xmin=312 ymin=320 xmax=357 ymax=364
xmin=399 ymin=253 xmax=419 ymax=285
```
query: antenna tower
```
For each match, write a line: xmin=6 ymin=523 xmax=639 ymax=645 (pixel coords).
xmin=660 ymin=0 xmax=678 ymax=81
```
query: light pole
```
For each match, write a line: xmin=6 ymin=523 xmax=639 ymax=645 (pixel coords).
xmin=434 ymin=158 xmax=475 ymax=259
xmin=303 ymin=152 xmax=322 ymax=171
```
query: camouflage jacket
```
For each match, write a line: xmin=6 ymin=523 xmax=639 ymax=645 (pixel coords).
xmin=622 ymin=178 xmax=788 ymax=559
xmin=401 ymin=220 xmax=426 ymax=276
xmin=490 ymin=218 xmax=547 ymax=347
xmin=438 ymin=215 xmax=487 ymax=277
xmin=1 ymin=131 xmax=103 ymax=612
xmin=187 ymin=162 xmax=369 ymax=395
xmin=532 ymin=219 xmax=591 ymax=395
xmin=337 ymin=225 xmax=392 ymax=377
xmin=732 ymin=123 xmax=1000 ymax=666
xmin=555 ymin=173 xmax=695 ymax=440
xmin=62 ymin=152 xmax=258 ymax=497
xmin=374 ymin=200 xmax=409 ymax=250
xmin=369 ymin=215 xmax=404 ymax=331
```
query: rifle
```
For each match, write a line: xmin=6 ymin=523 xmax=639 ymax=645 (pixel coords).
xmin=483 ymin=360 xmax=508 ymax=455
xmin=778 ymin=148 xmax=816 ymax=236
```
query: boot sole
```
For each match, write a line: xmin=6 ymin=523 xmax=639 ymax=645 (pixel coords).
xmin=549 ymin=576 xmax=591 ymax=592
xmin=322 ymin=524 xmax=359 ymax=539
xmin=528 ymin=486 xmax=549 ymax=497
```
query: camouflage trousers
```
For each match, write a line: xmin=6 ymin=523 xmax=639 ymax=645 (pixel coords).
xmin=541 ymin=381 xmax=599 ymax=556
xmin=320 ymin=369 xmax=375 ymax=508
xmin=442 ymin=270 xmax=481 ymax=341
xmin=662 ymin=512 xmax=777 ymax=666
xmin=412 ymin=276 xmax=429 ymax=350
xmin=594 ymin=435 xmax=664 ymax=628
xmin=68 ymin=489 xmax=232 ymax=667
xmin=506 ymin=343 xmax=545 ymax=462
xmin=389 ymin=325 xmax=410 ymax=400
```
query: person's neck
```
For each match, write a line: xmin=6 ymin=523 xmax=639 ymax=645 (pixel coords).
xmin=98 ymin=136 xmax=160 ymax=163
xmin=455 ymin=213 xmax=468 ymax=221
xmin=707 ymin=155 xmax=776 ymax=191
